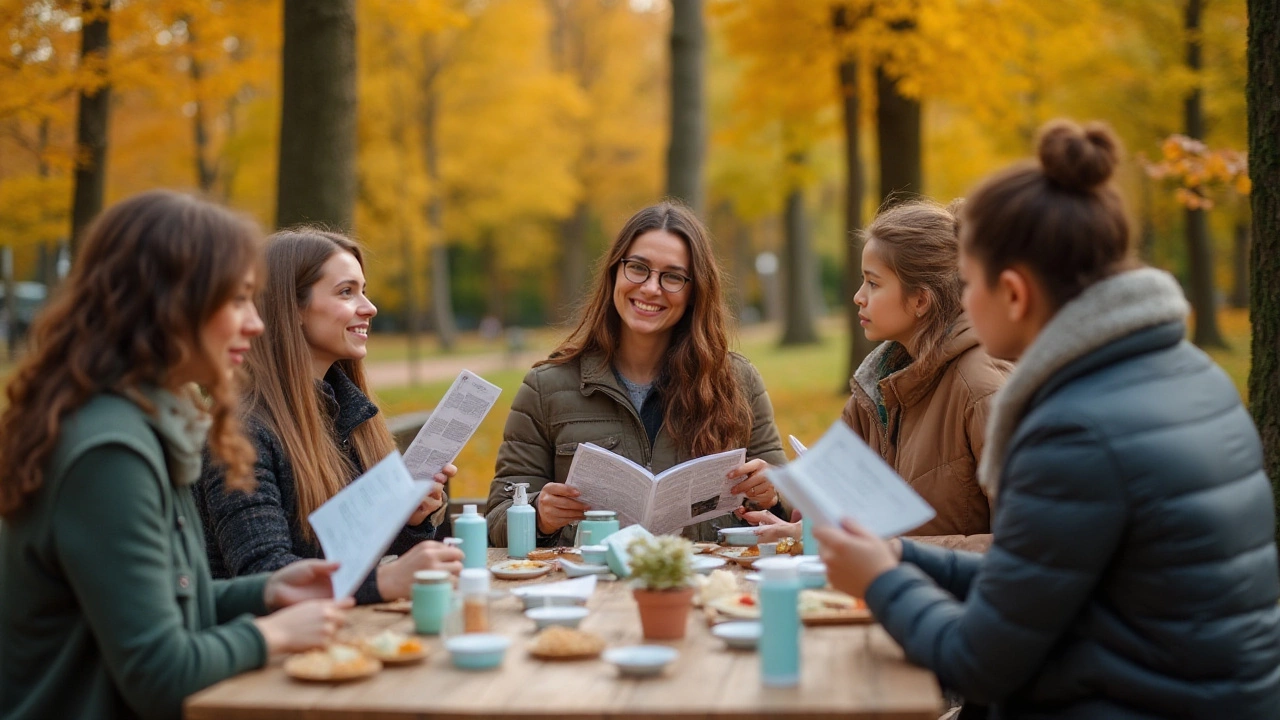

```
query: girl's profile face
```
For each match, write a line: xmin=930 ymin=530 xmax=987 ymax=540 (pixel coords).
xmin=853 ymin=240 xmax=924 ymax=350
xmin=195 ymin=269 xmax=264 ymax=385
xmin=612 ymin=229 xmax=691 ymax=345
xmin=300 ymin=251 xmax=377 ymax=372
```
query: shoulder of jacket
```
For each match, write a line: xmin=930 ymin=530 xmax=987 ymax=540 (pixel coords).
xmin=728 ymin=352 xmax=765 ymax=387
xmin=53 ymin=395 xmax=167 ymax=488
xmin=524 ymin=359 xmax=582 ymax=391
xmin=949 ymin=346 xmax=1011 ymax=403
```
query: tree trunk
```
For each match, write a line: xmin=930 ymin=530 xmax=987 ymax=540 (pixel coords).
xmin=1184 ymin=0 xmax=1225 ymax=347
xmin=70 ymin=0 xmax=111 ymax=255
xmin=876 ymin=66 xmax=922 ymax=207
xmin=186 ymin=17 xmax=217 ymax=194
xmin=666 ymin=0 xmax=705 ymax=214
xmin=276 ymin=0 xmax=357 ymax=231
xmin=400 ymin=225 xmax=420 ymax=386
xmin=556 ymin=202 xmax=590 ymax=324
xmin=1232 ymin=219 xmax=1249 ymax=308
xmin=780 ymin=153 xmax=820 ymax=346
xmin=835 ymin=5 xmax=875 ymax=390
xmin=421 ymin=42 xmax=457 ymax=351
xmin=1246 ymin=0 xmax=1280 ymax=551
xmin=2 ymin=246 xmax=15 ymax=361
xmin=481 ymin=228 xmax=505 ymax=321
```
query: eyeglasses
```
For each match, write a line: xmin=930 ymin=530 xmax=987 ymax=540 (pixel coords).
xmin=619 ymin=258 xmax=691 ymax=293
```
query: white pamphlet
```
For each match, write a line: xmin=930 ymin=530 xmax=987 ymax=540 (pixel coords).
xmin=564 ymin=444 xmax=746 ymax=536
xmin=788 ymin=435 xmax=808 ymax=456
xmin=765 ymin=421 xmax=935 ymax=538
xmin=309 ymin=451 xmax=435 ymax=599
xmin=402 ymin=369 xmax=502 ymax=479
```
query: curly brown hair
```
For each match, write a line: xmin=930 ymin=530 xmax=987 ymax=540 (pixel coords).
xmin=544 ymin=201 xmax=752 ymax=457
xmin=0 ymin=190 xmax=263 ymax=518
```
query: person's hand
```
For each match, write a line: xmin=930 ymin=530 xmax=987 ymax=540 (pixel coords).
xmin=535 ymin=482 xmax=590 ymax=535
xmin=815 ymin=519 xmax=899 ymax=598
xmin=728 ymin=459 xmax=778 ymax=509
xmin=264 ymin=559 xmax=339 ymax=611
xmin=733 ymin=507 xmax=800 ymax=542
xmin=408 ymin=482 xmax=445 ymax=526
xmin=375 ymin=540 xmax=465 ymax=601
xmin=253 ymin=597 xmax=353 ymax=655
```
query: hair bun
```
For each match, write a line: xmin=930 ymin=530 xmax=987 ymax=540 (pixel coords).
xmin=1037 ymin=119 xmax=1121 ymax=192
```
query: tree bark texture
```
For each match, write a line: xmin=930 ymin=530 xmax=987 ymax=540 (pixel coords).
xmin=70 ymin=0 xmax=111 ymax=255
xmin=835 ymin=6 xmax=876 ymax=389
xmin=1232 ymin=220 xmax=1250 ymax=308
xmin=276 ymin=0 xmax=357 ymax=231
xmin=556 ymin=202 xmax=590 ymax=324
xmin=1246 ymin=0 xmax=1280 ymax=550
xmin=421 ymin=77 xmax=457 ymax=351
xmin=876 ymin=66 xmax=922 ymax=207
xmin=186 ymin=17 xmax=217 ymax=194
xmin=666 ymin=0 xmax=705 ymax=215
xmin=1184 ymin=0 xmax=1226 ymax=347
xmin=780 ymin=156 xmax=820 ymax=346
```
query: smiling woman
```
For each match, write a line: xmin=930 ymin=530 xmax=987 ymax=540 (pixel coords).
xmin=194 ymin=228 xmax=465 ymax=607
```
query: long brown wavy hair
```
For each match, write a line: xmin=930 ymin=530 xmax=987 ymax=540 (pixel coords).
xmin=0 ymin=190 xmax=262 ymax=518
xmin=245 ymin=228 xmax=395 ymax=542
xmin=544 ymin=201 xmax=752 ymax=457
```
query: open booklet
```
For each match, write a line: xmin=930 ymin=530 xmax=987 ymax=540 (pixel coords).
xmin=309 ymin=451 xmax=435 ymax=599
xmin=765 ymin=421 xmax=935 ymax=538
xmin=401 ymin=369 xmax=502 ymax=479
xmin=565 ymin=444 xmax=746 ymax=536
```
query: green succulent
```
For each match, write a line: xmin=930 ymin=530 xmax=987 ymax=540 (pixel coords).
xmin=627 ymin=534 xmax=695 ymax=591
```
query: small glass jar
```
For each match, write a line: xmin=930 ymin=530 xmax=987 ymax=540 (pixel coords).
xmin=576 ymin=510 xmax=620 ymax=547
xmin=458 ymin=568 xmax=491 ymax=634
xmin=411 ymin=570 xmax=452 ymax=635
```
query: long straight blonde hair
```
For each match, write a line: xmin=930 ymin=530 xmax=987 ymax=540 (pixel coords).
xmin=246 ymin=228 xmax=396 ymax=541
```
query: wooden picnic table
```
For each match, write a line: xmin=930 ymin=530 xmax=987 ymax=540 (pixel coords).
xmin=185 ymin=548 xmax=942 ymax=719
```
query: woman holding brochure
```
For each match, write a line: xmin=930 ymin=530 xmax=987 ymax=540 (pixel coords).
xmin=739 ymin=199 xmax=1009 ymax=552
xmin=816 ymin=121 xmax=1280 ymax=718
xmin=0 ymin=192 xmax=349 ymax=720
xmin=196 ymin=229 xmax=463 ymax=605
xmin=486 ymin=201 xmax=787 ymax=545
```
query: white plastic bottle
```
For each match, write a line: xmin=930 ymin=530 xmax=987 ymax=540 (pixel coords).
xmin=506 ymin=483 xmax=535 ymax=559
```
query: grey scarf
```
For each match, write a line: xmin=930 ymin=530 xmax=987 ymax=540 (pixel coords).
xmin=138 ymin=385 xmax=211 ymax=487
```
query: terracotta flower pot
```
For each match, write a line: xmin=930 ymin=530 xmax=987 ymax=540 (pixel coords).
xmin=633 ymin=586 xmax=695 ymax=640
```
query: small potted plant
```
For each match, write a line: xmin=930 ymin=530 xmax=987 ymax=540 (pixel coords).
xmin=628 ymin=534 xmax=696 ymax=640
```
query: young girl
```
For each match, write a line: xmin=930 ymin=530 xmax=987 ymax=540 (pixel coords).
xmin=0 ymin=191 xmax=348 ymax=720
xmin=486 ymin=202 xmax=787 ymax=545
xmin=196 ymin=229 xmax=462 ymax=605
xmin=818 ymin=121 xmax=1280 ymax=718
xmin=743 ymin=200 xmax=1008 ymax=551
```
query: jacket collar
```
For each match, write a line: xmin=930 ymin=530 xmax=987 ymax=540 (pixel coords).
xmin=852 ymin=317 xmax=982 ymax=411
xmin=318 ymin=365 xmax=379 ymax=441
xmin=579 ymin=351 xmax=629 ymax=396
xmin=978 ymin=267 xmax=1190 ymax=498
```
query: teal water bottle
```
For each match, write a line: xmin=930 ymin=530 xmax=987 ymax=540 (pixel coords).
xmin=506 ymin=483 xmax=535 ymax=559
xmin=759 ymin=558 xmax=801 ymax=687
xmin=455 ymin=504 xmax=488 ymax=569
xmin=801 ymin=516 xmax=819 ymax=556
xmin=411 ymin=570 xmax=452 ymax=635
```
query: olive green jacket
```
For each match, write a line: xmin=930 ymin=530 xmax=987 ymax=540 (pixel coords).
xmin=486 ymin=352 xmax=787 ymax=545
xmin=0 ymin=394 xmax=269 ymax=720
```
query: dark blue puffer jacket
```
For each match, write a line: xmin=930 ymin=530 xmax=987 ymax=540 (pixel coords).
xmin=864 ymin=269 xmax=1280 ymax=719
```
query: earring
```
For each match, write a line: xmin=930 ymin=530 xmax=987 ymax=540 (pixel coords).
xmin=916 ymin=311 xmax=923 ymax=318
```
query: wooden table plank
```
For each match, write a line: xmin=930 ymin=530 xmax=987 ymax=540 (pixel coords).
xmin=186 ymin=549 xmax=941 ymax=719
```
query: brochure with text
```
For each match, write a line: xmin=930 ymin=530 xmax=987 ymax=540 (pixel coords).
xmin=402 ymin=369 xmax=502 ymax=479
xmin=766 ymin=421 xmax=935 ymax=538
xmin=565 ymin=443 xmax=746 ymax=536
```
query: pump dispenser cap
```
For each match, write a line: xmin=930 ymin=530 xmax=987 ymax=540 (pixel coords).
xmin=512 ymin=483 xmax=530 ymax=506
xmin=459 ymin=568 xmax=491 ymax=595
xmin=463 ymin=504 xmax=478 ymax=515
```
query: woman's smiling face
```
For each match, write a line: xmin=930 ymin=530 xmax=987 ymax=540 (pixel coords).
xmin=301 ymin=250 xmax=376 ymax=374
xmin=612 ymin=230 xmax=691 ymax=345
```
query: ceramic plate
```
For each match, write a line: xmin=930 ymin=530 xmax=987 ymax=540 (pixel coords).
xmin=284 ymin=646 xmax=381 ymax=682
xmin=711 ymin=620 xmax=762 ymax=650
xmin=691 ymin=556 xmax=728 ymax=574
xmin=603 ymin=645 xmax=678 ymax=677
xmin=490 ymin=559 xmax=554 ymax=580
xmin=715 ymin=547 xmax=760 ymax=566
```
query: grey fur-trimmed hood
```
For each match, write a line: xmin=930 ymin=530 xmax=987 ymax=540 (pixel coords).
xmin=978 ymin=267 xmax=1190 ymax=497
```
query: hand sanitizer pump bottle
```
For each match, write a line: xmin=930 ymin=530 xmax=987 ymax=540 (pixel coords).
xmin=455 ymin=504 xmax=488 ymax=569
xmin=759 ymin=559 xmax=802 ymax=687
xmin=506 ymin=483 xmax=535 ymax=559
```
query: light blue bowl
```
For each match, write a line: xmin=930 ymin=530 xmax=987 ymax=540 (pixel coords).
xmin=580 ymin=544 xmax=608 ymax=565
xmin=445 ymin=634 xmax=510 ymax=670
xmin=798 ymin=560 xmax=827 ymax=589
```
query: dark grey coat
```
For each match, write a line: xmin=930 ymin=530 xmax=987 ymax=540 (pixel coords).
xmin=865 ymin=270 xmax=1280 ymax=719
xmin=195 ymin=367 xmax=442 ymax=605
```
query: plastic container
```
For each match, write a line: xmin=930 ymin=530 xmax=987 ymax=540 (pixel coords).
xmin=506 ymin=483 xmax=535 ymax=559
xmin=455 ymin=504 xmax=488 ymax=569
xmin=801 ymin=517 xmax=819 ymax=556
xmin=445 ymin=633 xmax=510 ymax=670
xmin=576 ymin=510 xmax=620 ymax=547
xmin=458 ymin=568 xmax=492 ymax=634
xmin=758 ymin=559 xmax=801 ymax=687
xmin=411 ymin=569 xmax=452 ymax=635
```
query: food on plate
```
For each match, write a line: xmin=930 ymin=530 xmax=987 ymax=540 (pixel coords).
xmin=777 ymin=537 xmax=800 ymax=555
xmin=798 ymin=589 xmax=863 ymax=615
xmin=283 ymin=644 xmax=381 ymax=681
xmin=692 ymin=569 xmax=740 ymax=607
xmin=741 ymin=545 xmax=760 ymax=558
xmin=528 ymin=625 xmax=606 ymax=660
xmin=528 ymin=547 xmax=582 ymax=563
xmin=495 ymin=559 xmax=549 ymax=571
xmin=691 ymin=541 xmax=721 ymax=555
xmin=707 ymin=592 xmax=760 ymax=619
xmin=360 ymin=630 xmax=427 ymax=663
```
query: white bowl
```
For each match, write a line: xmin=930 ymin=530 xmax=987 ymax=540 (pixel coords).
xmin=691 ymin=556 xmax=727 ymax=574
xmin=444 ymin=633 xmax=510 ymax=670
xmin=716 ymin=527 xmax=759 ymax=547
xmin=517 ymin=593 xmax=588 ymax=611
xmin=712 ymin=621 xmax=762 ymax=650
xmin=525 ymin=605 xmax=589 ymax=630
xmin=602 ymin=645 xmax=679 ymax=677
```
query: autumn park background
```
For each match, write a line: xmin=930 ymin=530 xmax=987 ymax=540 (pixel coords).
xmin=1 ymin=1 xmax=1278 ymax=517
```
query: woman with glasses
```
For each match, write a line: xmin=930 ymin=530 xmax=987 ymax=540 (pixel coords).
xmin=485 ymin=202 xmax=786 ymax=546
